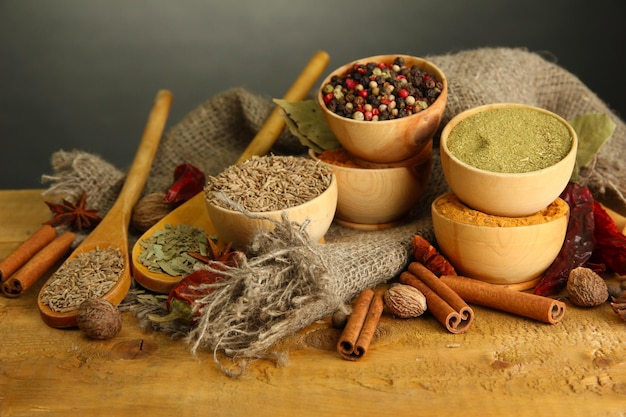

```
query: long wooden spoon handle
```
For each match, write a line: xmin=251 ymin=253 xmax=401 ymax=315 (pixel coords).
xmin=236 ymin=50 xmax=330 ymax=163
xmin=116 ymin=89 xmax=173 ymax=209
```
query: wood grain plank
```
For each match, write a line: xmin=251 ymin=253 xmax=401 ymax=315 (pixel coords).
xmin=1 ymin=189 xmax=625 ymax=417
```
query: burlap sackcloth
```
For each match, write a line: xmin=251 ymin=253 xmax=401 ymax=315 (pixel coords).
xmin=42 ymin=47 xmax=625 ymax=373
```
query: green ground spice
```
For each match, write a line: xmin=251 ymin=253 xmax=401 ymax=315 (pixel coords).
xmin=446 ymin=107 xmax=572 ymax=173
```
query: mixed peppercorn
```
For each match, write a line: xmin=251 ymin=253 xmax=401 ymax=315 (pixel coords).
xmin=321 ymin=56 xmax=443 ymax=121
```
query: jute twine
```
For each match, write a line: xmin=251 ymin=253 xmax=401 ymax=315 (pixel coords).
xmin=42 ymin=48 xmax=625 ymax=375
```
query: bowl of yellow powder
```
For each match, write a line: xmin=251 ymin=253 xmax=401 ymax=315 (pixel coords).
xmin=440 ymin=103 xmax=577 ymax=217
xmin=432 ymin=192 xmax=570 ymax=288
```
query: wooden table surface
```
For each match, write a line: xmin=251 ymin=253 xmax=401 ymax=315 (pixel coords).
xmin=1 ymin=189 xmax=626 ymax=417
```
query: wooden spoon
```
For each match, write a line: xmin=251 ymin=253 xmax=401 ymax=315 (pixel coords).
xmin=38 ymin=89 xmax=173 ymax=328
xmin=131 ymin=50 xmax=330 ymax=293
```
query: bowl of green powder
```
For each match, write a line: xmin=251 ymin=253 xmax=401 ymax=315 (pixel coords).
xmin=440 ymin=103 xmax=578 ymax=217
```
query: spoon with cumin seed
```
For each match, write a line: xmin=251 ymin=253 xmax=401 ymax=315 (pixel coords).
xmin=131 ymin=50 xmax=330 ymax=294
xmin=37 ymin=89 xmax=173 ymax=328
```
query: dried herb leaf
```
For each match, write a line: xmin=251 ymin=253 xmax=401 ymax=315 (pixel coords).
xmin=137 ymin=224 xmax=210 ymax=277
xmin=273 ymin=99 xmax=340 ymax=153
xmin=569 ymin=113 xmax=616 ymax=181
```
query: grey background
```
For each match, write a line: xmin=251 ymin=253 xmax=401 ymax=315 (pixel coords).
xmin=1 ymin=0 xmax=625 ymax=190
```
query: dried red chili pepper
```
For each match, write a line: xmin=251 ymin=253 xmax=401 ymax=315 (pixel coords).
xmin=534 ymin=182 xmax=595 ymax=297
xmin=148 ymin=269 xmax=228 ymax=323
xmin=149 ymin=240 xmax=243 ymax=324
xmin=163 ymin=163 xmax=206 ymax=205
xmin=590 ymin=201 xmax=626 ymax=276
xmin=411 ymin=235 xmax=456 ymax=277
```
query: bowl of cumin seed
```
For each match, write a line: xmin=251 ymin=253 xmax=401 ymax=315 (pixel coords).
xmin=204 ymin=155 xmax=338 ymax=250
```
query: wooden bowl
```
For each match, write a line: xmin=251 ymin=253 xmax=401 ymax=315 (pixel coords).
xmin=317 ymin=54 xmax=447 ymax=164
xmin=440 ymin=103 xmax=578 ymax=217
xmin=205 ymin=175 xmax=338 ymax=249
xmin=431 ymin=192 xmax=569 ymax=287
xmin=310 ymin=147 xmax=431 ymax=230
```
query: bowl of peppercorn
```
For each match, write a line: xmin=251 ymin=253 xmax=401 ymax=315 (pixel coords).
xmin=440 ymin=103 xmax=578 ymax=217
xmin=318 ymin=54 xmax=448 ymax=164
xmin=310 ymin=147 xmax=431 ymax=230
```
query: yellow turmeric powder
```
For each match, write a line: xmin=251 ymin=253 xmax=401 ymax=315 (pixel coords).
xmin=317 ymin=148 xmax=362 ymax=168
xmin=434 ymin=192 xmax=569 ymax=227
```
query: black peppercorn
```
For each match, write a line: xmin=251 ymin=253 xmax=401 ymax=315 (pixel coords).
xmin=321 ymin=56 xmax=443 ymax=122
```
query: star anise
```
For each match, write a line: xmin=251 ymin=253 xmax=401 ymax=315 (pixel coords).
xmin=188 ymin=238 xmax=240 ymax=265
xmin=44 ymin=191 xmax=102 ymax=231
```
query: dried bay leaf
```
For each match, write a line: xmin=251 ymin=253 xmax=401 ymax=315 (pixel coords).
xmin=152 ymin=244 xmax=165 ymax=260
xmin=273 ymin=99 xmax=340 ymax=153
xmin=137 ymin=223 xmax=208 ymax=277
xmin=569 ymin=113 xmax=616 ymax=181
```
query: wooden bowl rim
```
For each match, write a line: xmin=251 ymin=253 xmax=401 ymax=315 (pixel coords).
xmin=309 ymin=148 xmax=431 ymax=172
xmin=317 ymin=54 xmax=448 ymax=125
xmin=205 ymin=173 xmax=337 ymax=217
xmin=431 ymin=193 xmax=570 ymax=230
xmin=440 ymin=102 xmax=578 ymax=177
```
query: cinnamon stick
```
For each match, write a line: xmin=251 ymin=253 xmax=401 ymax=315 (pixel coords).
xmin=2 ymin=231 xmax=75 ymax=298
xmin=400 ymin=262 xmax=474 ymax=333
xmin=440 ymin=274 xmax=566 ymax=324
xmin=0 ymin=225 xmax=57 ymax=282
xmin=337 ymin=288 xmax=384 ymax=361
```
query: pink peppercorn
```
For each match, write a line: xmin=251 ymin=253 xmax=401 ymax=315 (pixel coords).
xmin=322 ymin=56 xmax=442 ymax=121
xmin=345 ymin=78 xmax=358 ymax=90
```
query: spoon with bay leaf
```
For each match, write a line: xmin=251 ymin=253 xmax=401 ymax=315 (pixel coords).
xmin=38 ymin=89 xmax=173 ymax=328
xmin=131 ymin=50 xmax=330 ymax=293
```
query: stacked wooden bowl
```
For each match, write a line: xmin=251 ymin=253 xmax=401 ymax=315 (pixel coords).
xmin=432 ymin=103 xmax=578 ymax=289
xmin=315 ymin=54 xmax=448 ymax=230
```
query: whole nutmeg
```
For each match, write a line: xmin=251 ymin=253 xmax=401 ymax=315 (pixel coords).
xmin=331 ymin=309 xmax=349 ymax=329
xmin=384 ymin=283 xmax=427 ymax=318
xmin=131 ymin=192 xmax=174 ymax=232
xmin=566 ymin=267 xmax=609 ymax=307
xmin=76 ymin=298 xmax=123 ymax=339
